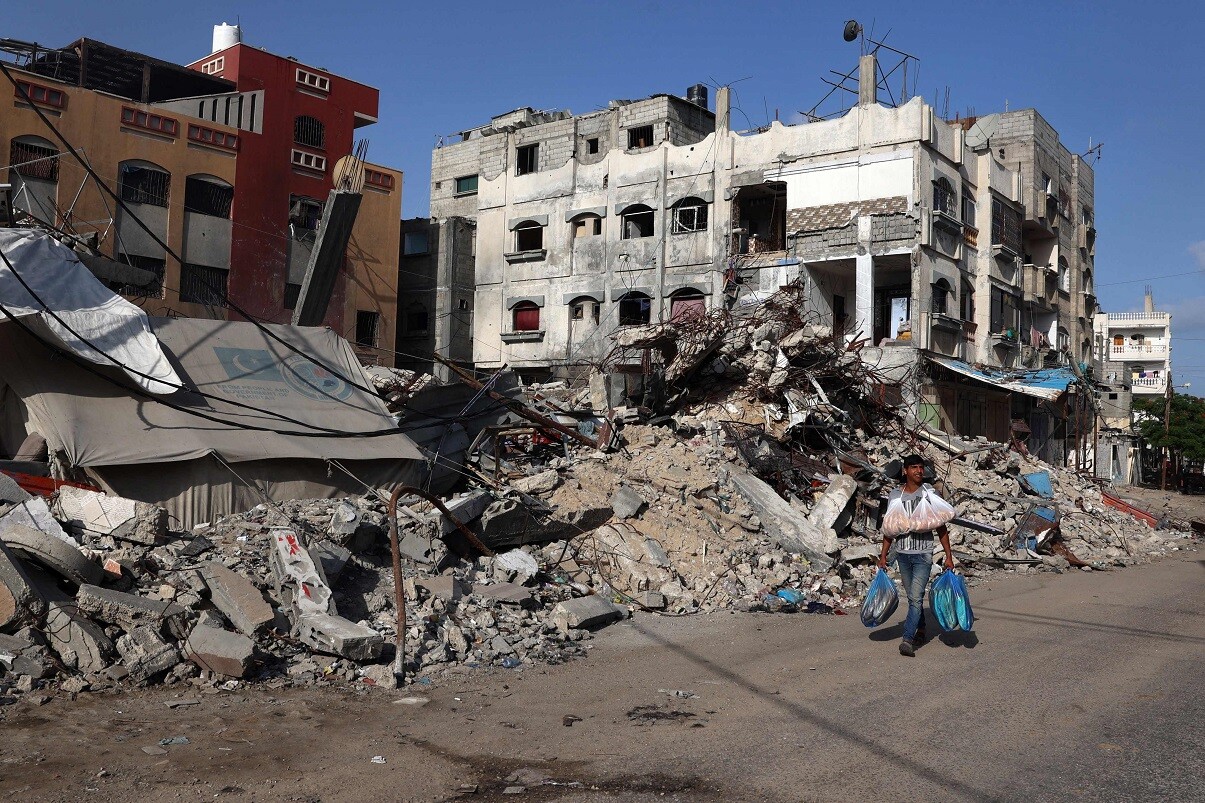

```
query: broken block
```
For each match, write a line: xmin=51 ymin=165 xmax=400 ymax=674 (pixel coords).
xmin=296 ymin=612 xmax=383 ymax=662
xmin=184 ymin=624 xmax=255 ymax=678
xmin=727 ymin=467 xmax=836 ymax=570
xmin=268 ymin=529 xmax=334 ymax=618
xmin=415 ymin=576 xmax=463 ymax=601
xmin=54 ymin=486 xmax=166 ymax=545
xmin=0 ymin=523 xmax=103 ymax=586
xmin=311 ymin=541 xmax=352 ymax=583
xmin=398 ymin=531 xmax=433 ymax=564
xmin=474 ymin=582 xmax=532 ymax=606
xmin=45 ymin=600 xmax=113 ymax=673
xmin=202 ymin=563 xmax=274 ymax=636
xmin=0 ymin=539 xmax=45 ymax=630
xmin=76 ymin=584 xmax=188 ymax=639
xmin=116 ymin=625 xmax=180 ymax=683
xmin=0 ymin=633 xmax=52 ymax=678
xmin=551 ymin=596 xmax=627 ymax=632
xmin=435 ymin=491 xmax=492 ymax=537
xmin=610 ymin=486 xmax=646 ymax=520
xmin=329 ymin=501 xmax=360 ymax=537
xmin=512 ymin=469 xmax=560 ymax=496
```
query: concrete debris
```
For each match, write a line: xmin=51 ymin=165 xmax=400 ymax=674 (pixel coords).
xmin=115 ymin=625 xmax=180 ymax=684
xmin=76 ymin=584 xmax=188 ymax=639
xmin=45 ymin=599 xmax=114 ymax=674
xmin=610 ymin=486 xmax=646 ymax=520
xmin=552 ymin=596 xmax=628 ymax=632
xmin=727 ymin=468 xmax=837 ymax=570
xmin=1 ymin=523 xmax=104 ymax=586
xmin=296 ymin=612 xmax=383 ymax=662
xmin=0 ymin=539 xmax=45 ymax=630
xmin=202 ymin=563 xmax=274 ymax=636
xmin=511 ymin=469 xmax=560 ymax=495
xmin=54 ymin=486 xmax=166 ymax=545
xmin=184 ymin=624 xmax=256 ymax=678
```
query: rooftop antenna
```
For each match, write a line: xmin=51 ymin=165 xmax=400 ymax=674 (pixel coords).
xmin=1082 ymin=138 xmax=1104 ymax=164
xmin=803 ymin=20 xmax=918 ymax=122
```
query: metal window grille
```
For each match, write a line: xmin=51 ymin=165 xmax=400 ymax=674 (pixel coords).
xmin=109 ymin=254 xmax=165 ymax=298
xmin=672 ymin=202 xmax=708 ymax=233
xmin=933 ymin=180 xmax=956 ymax=215
xmin=619 ymin=294 xmax=651 ymax=326
xmin=119 ymin=165 xmax=170 ymax=207
xmin=180 ymin=263 xmax=229 ymax=307
xmin=184 ymin=177 xmax=233 ymax=218
xmin=355 ymin=311 xmax=380 ymax=347
xmin=991 ymin=198 xmax=1021 ymax=254
xmin=293 ymin=115 xmax=325 ymax=149
xmin=9 ymin=140 xmax=58 ymax=182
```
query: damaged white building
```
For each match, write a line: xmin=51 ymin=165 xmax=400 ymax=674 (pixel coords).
xmin=406 ymin=52 xmax=1099 ymax=456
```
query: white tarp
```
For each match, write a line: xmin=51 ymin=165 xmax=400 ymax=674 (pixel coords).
xmin=0 ymin=229 xmax=180 ymax=394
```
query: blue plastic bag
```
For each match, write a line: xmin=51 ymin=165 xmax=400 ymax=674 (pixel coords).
xmin=860 ymin=568 xmax=899 ymax=628
xmin=930 ymin=570 xmax=974 ymax=631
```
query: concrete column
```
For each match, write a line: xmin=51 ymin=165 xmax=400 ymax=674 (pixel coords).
xmin=855 ymin=217 xmax=873 ymax=344
xmin=858 ymin=55 xmax=877 ymax=107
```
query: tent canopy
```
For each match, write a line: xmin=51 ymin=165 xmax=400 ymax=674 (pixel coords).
xmin=926 ymin=354 xmax=1078 ymax=402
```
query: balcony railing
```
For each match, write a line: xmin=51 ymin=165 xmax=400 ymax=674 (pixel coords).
xmin=1131 ymin=376 xmax=1167 ymax=392
xmin=1111 ymin=342 xmax=1168 ymax=356
xmin=1106 ymin=311 xmax=1170 ymax=323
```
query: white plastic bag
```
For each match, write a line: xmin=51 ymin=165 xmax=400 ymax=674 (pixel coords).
xmin=910 ymin=484 xmax=957 ymax=530
xmin=881 ymin=493 xmax=912 ymax=536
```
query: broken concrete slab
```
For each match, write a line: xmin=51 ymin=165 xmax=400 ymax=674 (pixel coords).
xmin=116 ymin=625 xmax=180 ymax=684
xmin=54 ymin=486 xmax=166 ymax=545
xmin=610 ymin=486 xmax=646 ymax=520
xmin=45 ymin=600 xmax=113 ymax=673
xmin=551 ymin=596 xmax=628 ymax=632
xmin=295 ymin=612 xmax=383 ymax=661
xmin=0 ymin=539 xmax=45 ymax=631
xmin=512 ymin=469 xmax=560 ymax=496
xmin=76 ymin=584 xmax=188 ymax=639
xmin=0 ymin=497 xmax=76 ymax=546
xmin=0 ymin=633 xmax=52 ymax=678
xmin=474 ymin=582 xmax=532 ymax=605
xmin=0 ymin=523 xmax=103 ymax=586
xmin=806 ymin=475 xmax=857 ymax=534
xmin=269 ymin=528 xmax=335 ymax=618
xmin=184 ymin=624 xmax=255 ymax=678
xmin=398 ymin=530 xmax=434 ymax=564
xmin=415 ymin=576 xmax=464 ymax=601
xmin=0 ymin=472 xmax=31 ymax=506
xmin=435 ymin=491 xmax=493 ymax=537
xmin=840 ymin=543 xmax=881 ymax=564
xmin=311 ymin=541 xmax=352 ymax=582
xmin=474 ymin=499 xmax=612 ymax=550
xmin=494 ymin=549 xmax=539 ymax=582
xmin=329 ymin=501 xmax=360 ymax=537
xmin=202 ymin=563 xmax=274 ymax=636
xmin=726 ymin=467 xmax=836 ymax=570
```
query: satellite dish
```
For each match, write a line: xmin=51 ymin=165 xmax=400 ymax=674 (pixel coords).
xmin=843 ymin=20 xmax=862 ymax=42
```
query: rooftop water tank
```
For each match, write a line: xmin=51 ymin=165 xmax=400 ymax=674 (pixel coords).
xmin=212 ymin=22 xmax=242 ymax=53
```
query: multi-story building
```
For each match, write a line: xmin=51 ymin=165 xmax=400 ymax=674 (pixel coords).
xmin=1 ymin=28 xmax=402 ymax=365
xmin=412 ymin=53 xmax=1098 ymax=450
xmin=1094 ymin=291 xmax=1172 ymax=396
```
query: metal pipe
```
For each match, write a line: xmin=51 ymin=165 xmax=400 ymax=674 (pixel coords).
xmin=386 ymin=484 xmax=498 ymax=685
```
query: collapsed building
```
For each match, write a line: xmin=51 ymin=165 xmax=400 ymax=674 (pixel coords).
xmin=403 ymin=52 xmax=1103 ymax=470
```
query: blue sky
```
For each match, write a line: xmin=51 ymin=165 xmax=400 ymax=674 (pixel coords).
xmin=8 ymin=1 xmax=1204 ymax=392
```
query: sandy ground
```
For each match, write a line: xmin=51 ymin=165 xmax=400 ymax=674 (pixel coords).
xmin=1 ymin=535 xmax=1200 ymax=802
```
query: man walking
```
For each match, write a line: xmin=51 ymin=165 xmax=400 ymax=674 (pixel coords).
xmin=877 ymin=455 xmax=956 ymax=657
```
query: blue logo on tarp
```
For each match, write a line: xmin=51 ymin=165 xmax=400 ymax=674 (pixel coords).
xmin=281 ymin=355 xmax=354 ymax=401
xmin=215 ymin=348 xmax=283 ymax=382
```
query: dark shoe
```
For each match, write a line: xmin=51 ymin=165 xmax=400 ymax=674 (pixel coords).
xmin=899 ymin=640 xmax=915 ymax=657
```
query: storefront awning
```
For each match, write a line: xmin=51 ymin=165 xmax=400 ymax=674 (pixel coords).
xmin=926 ymin=354 xmax=1077 ymax=402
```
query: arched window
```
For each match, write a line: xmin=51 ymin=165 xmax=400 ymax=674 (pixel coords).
xmin=671 ymin=197 xmax=708 ymax=234
xmin=294 ymin=115 xmax=325 ymax=149
xmin=569 ymin=296 xmax=600 ymax=324
xmin=1057 ymin=256 xmax=1070 ymax=293
xmin=512 ymin=301 xmax=541 ymax=332
xmin=1082 ymin=267 xmax=1093 ymax=296
xmin=931 ymin=278 xmax=951 ymax=315
xmin=184 ymin=174 xmax=233 ymax=218
xmin=618 ymin=291 xmax=652 ymax=326
xmin=933 ymin=177 xmax=956 ymax=215
xmin=118 ymin=160 xmax=170 ymax=207
xmin=620 ymin=204 xmax=654 ymax=239
xmin=513 ymin=220 xmax=544 ymax=251
xmin=9 ymin=135 xmax=58 ymax=182
xmin=571 ymin=213 xmax=602 ymax=238
xmin=669 ymin=289 xmax=706 ymax=321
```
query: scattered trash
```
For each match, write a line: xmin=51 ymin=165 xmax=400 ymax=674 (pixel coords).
xmin=157 ymin=736 xmax=189 ymax=746
xmin=370 ymin=755 xmax=386 ymax=764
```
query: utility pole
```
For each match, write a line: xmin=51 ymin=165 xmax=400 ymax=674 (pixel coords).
xmin=1160 ymin=372 xmax=1173 ymax=491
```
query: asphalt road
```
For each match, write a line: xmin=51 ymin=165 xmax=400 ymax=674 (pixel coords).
xmin=1 ymin=548 xmax=1200 ymax=802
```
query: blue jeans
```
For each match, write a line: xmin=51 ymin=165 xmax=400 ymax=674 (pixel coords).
xmin=895 ymin=552 xmax=933 ymax=642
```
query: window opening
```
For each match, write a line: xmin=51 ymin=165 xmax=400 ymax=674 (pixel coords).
xmin=293 ymin=115 xmax=325 ymax=149
xmin=573 ymin=215 xmax=602 ymax=238
xmin=184 ymin=176 xmax=233 ymax=218
xmin=355 ymin=311 xmax=381 ymax=348
xmin=586 ymin=137 xmax=599 ymax=154
xmin=961 ymin=187 xmax=976 ymax=225
xmin=403 ymin=230 xmax=429 ymax=255
xmin=119 ymin=163 xmax=170 ymax=207
xmin=627 ymin=125 xmax=654 ymax=149
xmin=454 ymin=175 xmax=478 ymax=195
xmin=516 ymin=144 xmax=538 ymax=175
xmin=931 ymin=279 xmax=951 ymax=315
xmin=671 ymin=198 xmax=708 ymax=234
xmin=618 ymin=292 xmax=652 ymax=326
xmin=289 ymin=195 xmax=323 ymax=233
xmin=108 ymin=253 xmax=165 ymax=298
xmin=621 ymin=205 xmax=654 ymax=239
xmin=1058 ymin=257 xmax=1070 ymax=293
xmin=406 ymin=306 xmax=429 ymax=333
xmin=9 ymin=139 xmax=58 ymax=182
xmin=512 ymin=302 xmax=541 ymax=331
xmin=991 ymin=197 xmax=1022 ymax=255
xmin=733 ymin=182 xmax=787 ymax=253
xmin=932 ymin=178 xmax=956 ymax=216
xmin=514 ymin=221 xmax=543 ymax=251
xmin=180 ymin=263 xmax=229 ymax=306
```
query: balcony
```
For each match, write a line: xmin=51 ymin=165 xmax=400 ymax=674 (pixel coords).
xmin=1106 ymin=311 xmax=1170 ymax=326
xmin=1130 ymin=376 xmax=1167 ymax=395
xmin=1110 ymin=342 xmax=1168 ymax=358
